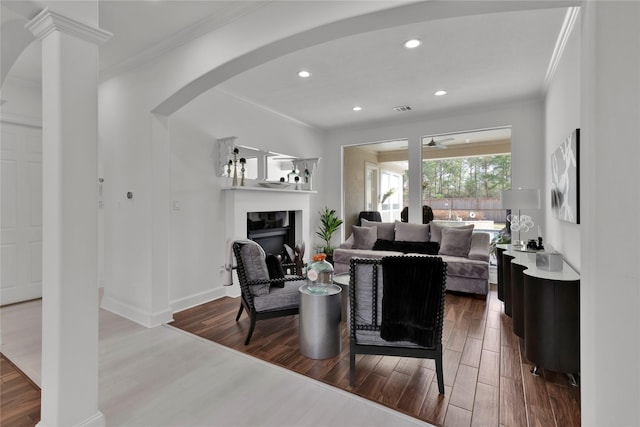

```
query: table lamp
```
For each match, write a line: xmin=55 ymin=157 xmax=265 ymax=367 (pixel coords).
xmin=500 ymin=188 xmax=540 ymax=248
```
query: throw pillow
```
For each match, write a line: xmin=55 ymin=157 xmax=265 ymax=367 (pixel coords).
xmin=439 ymin=227 xmax=474 ymax=257
xmin=394 ymin=220 xmax=430 ymax=242
xmin=372 ymin=239 xmax=440 ymax=255
xmin=265 ymin=254 xmax=285 ymax=288
xmin=239 ymin=243 xmax=270 ymax=296
xmin=394 ymin=240 xmax=440 ymax=255
xmin=429 ymin=222 xmax=474 ymax=243
xmin=361 ymin=218 xmax=395 ymax=241
xmin=372 ymin=239 xmax=395 ymax=251
xmin=352 ymin=225 xmax=378 ymax=250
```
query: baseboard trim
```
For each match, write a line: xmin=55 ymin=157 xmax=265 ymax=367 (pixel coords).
xmin=36 ymin=410 xmax=105 ymax=427
xmin=0 ymin=283 xmax=42 ymax=306
xmin=170 ymin=287 xmax=227 ymax=314
xmin=100 ymin=296 xmax=173 ymax=328
xmin=225 ymin=283 xmax=241 ymax=298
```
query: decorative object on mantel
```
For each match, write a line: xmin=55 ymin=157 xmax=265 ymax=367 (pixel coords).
xmin=500 ymin=188 xmax=540 ymax=248
xmin=226 ymin=160 xmax=232 ymax=178
xmin=217 ymin=135 xmax=237 ymax=175
xmin=232 ymin=148 xmax=239 ymax=186
xmin=258 ymin=181 xmax=291 ymax=189
xmin=292 ymin=158 xmax=320 ymax=191
xmin=287 ymin=166 xmax=299 ymax=184
xmin=294 ymin=176 xmax=300 ymax=190
xmin=240 ymin=157 xmax=246 ymax=186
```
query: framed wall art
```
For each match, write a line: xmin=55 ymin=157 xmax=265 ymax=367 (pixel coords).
xmin=551 ymin=128 xmax=580 ymax=224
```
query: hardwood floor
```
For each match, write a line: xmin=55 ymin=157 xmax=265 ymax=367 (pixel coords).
xmin=171 ymin=284 xmax=581 ymax=427
xmin=0 ymin=353 xmax=40 ymax=426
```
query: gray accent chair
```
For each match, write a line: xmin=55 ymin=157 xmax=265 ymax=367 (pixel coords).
xmin=348 ymin=256 xmax=447 ymax=394
xmin=233 ymin=240 xmax=305 ymax=345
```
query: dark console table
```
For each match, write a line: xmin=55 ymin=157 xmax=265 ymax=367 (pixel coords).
xmin=496 ymin=245 xmax=580 ymax=384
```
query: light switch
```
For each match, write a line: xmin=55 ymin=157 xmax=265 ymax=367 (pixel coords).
xmin=172 ymin=200 xmax=180 ymax=211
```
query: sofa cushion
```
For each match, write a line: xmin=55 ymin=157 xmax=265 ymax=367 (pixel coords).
xmin=438 ymin=255 xmax=489 ymax=280
xmin=429 ymin=222 xmax=474 ymax=243
xmin=239 ymin=243 xmax=270 ymax=296
xmin=253 ymin=278 xmax=304 ymax=311
xmin=394 ymin=221 xmax=430 ymax=242
xmin=352 ymin=225 xmax=378 ymax=249
xmin=362 ymin=218 xmax=395 ymax=241
xmin=373 ymin=239 xmax=439 ymax=255
xmin=439 ymin=226 xmax=474 ymax=257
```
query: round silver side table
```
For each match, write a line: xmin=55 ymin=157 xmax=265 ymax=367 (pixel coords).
xmin=332 ymin=273 xmax=350 ymax=322
xmin=299 ymin=284 xmax=342 ymax=359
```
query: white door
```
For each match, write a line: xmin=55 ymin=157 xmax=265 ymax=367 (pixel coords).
xmin=1 ymin=122 xmax=43 ymax=305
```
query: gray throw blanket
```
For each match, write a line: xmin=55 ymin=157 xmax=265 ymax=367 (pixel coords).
xmin=380 ymin=256 xmax=446 ymax=348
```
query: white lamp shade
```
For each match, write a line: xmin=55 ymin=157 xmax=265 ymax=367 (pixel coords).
xmin=500 ymin=188 xmax=540 ymax=209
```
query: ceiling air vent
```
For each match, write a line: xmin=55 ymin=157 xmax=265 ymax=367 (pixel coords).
xmin=393 ymin=105 xmax=412 ymax=112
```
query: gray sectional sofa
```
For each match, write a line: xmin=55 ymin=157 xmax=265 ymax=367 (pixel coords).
xmin=333 ymin=219 xmax=491 ymax=296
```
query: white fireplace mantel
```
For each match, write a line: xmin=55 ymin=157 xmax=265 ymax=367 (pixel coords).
xmin=221 ymin=186 xmax=317 ymax=195
xmin=223 ymin=184 xmax=313 ymax=296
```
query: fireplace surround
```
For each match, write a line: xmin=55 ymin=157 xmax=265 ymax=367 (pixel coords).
xmin=223 ymin=186 xmax=313 ymax=296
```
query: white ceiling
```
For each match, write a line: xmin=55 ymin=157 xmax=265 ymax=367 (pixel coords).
xmin=217 ymin=7 xmax=566 ymax=129
xmin=2 ymin=1 xmax=569 ymax=131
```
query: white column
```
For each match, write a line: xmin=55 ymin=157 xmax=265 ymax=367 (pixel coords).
xmin=26 ymin=9 xmax=111 ymax=427
xmin=580 ymin=2 xmax=640 ymax=426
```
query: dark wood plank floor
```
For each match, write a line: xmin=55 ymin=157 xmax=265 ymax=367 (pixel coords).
xmin=1 ymin=353 xmax=41 ymax=427
xmin=171 ymin=284 xmax=581 ymax=427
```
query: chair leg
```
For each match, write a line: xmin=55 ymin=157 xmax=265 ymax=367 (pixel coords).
xmin=235 ymin=303 xmax=244 ymax=321
xmin=435 ymin=352 xmax=445 ymax=395
xmin=349 ymin=340 xmax=356 ymax=386
xmin=244 ymin=315 xmax=256 ymax=345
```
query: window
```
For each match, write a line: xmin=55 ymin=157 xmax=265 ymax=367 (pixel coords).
xmin=364 ymin=163 xmax=379 ymax=211
xmin=421 ymin=128 xmax=512 ymax=236
xmin=379 ymin=170 xmax=403 ymax=222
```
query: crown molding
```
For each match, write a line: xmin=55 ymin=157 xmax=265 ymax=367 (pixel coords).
xmin=25 ymin=8 xmax=112 ymax=45
xmin=544 ymin=6 xmax=580 ymax=87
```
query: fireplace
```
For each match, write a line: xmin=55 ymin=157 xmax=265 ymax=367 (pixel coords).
xmin=247 ymin=211 xmax=296 ymax=259
xmin=222 ymin=186 xmax=312 ymax=294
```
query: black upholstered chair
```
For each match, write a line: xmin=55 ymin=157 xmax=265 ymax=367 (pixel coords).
xmin=357 ymin=210 xmax=382 ymax=226
xmin=233 ymin=240 xmax=305 ymax=345
xmin=400 ymin=205 xmax=434 ymax=223
xmin=348 ymin=256 xmax=447 ymax=394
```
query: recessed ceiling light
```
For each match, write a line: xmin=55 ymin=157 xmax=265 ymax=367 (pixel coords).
xmin=297 ymin=70 xmax=311 ymax=78
xmin=404 ymin=39 xmax=422 ymax=49
xmin=434 ymin=90 xmax=447 ymax=96
xmin=352 ymin=106 xmax=362 ymax=112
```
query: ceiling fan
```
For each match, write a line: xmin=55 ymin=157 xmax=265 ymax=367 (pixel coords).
xmin=425 ymin=137 xmax=454 ymax=149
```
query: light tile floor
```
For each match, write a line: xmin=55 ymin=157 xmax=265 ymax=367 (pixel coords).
xmin=1 ymin=299 xmax=434 ymax=426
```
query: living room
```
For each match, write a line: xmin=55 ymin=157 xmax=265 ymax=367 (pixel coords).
xmin=1 ymin=1 xmax=639 ymax=426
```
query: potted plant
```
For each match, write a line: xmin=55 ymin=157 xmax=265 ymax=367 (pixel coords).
xmin=316 ymin=206 xmax=344 ymax=262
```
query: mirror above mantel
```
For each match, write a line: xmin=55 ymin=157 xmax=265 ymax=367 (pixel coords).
xmin=217 ymin=136 xmax=320 ymax=190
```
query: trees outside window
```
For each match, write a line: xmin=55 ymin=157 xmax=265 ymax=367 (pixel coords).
xmin=422 ymin=154 xmax=511 ymax=226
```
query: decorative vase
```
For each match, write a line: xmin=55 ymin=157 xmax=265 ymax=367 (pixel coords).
xmin=307 ymin=253 xmax=334 ymax=294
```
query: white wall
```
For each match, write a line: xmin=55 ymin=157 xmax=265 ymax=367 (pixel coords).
xmin=98 ymin=1 xmax=410 ymax=326
xmin=168 ymin=89 xmax=324 ymax=311
xmin=325 ymin=98 xmax=546 ymax=242
xmin=544 ymin=14 xmax=581 ymax=270
xmin=0 ymin=76 xmax=42 ymax=126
